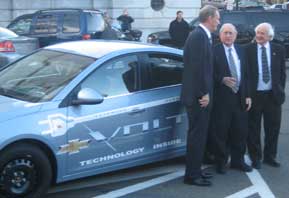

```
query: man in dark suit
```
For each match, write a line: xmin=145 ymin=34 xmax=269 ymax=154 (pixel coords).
xmin=169 ymin=10 xmax=190 ymax=49
xmin=212 ymin=23 xmax=252 ymax=174
xmin=181 ymin=5 xmax=220 ymax=186
xmin=246 ymin=23 xmax=286 ymax=169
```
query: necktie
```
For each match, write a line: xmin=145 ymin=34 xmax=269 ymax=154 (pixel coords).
xmin=228 ymin=48 xmax=239 ymax=93
xmin=261 ymin=46 xmax=270 ymax=83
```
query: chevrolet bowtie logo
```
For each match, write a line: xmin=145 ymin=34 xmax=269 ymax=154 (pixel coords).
xmin=59 ymin=139 xmax=91 ymax=154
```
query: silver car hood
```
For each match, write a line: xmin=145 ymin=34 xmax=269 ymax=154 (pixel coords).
xmin=0 ymin=95 xmax=42 ymax=123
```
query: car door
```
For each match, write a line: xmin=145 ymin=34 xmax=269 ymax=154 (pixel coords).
xmin=32 ymin=13 xmax=61 ymax=47
xmin=57 ymin=12 xmax=83 ymax=42
xmin=137 ymin=52 xmax=187 ymax=156
xmin=65 ymin=54 xmax=153 ymax=175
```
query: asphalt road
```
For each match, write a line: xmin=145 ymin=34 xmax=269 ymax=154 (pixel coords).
xmin=45 ymin=69 xmax=289 ymax=198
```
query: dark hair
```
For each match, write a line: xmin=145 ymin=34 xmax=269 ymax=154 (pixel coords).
xmin=199 ymin=5 xmax=218 ymax=23
xmin=176 ymin=10 xmax=183 ymax=15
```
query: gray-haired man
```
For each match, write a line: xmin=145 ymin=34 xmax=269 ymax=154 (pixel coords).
xmin=246 ymin=23 xmax=286 ymax=169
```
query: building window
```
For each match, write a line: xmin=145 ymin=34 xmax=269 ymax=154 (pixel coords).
xmin=151 ymin=0 xmax=165 ymax=11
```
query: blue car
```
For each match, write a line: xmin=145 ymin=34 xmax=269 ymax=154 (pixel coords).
xmin=0 ymin=40 xmax=187 ymax=197
xmin=7 ymin=9 xmax=120 ymax=48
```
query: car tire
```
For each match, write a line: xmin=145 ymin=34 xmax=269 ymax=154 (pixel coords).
xmin=0 ymin=143 xmax=52 ymax=198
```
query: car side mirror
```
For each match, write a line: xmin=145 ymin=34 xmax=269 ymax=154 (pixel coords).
xmin=71 ymin=88 xmax=104 ymax=105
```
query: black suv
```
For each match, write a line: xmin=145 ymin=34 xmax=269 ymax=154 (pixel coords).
xmin=147 ymin=9 xmax=289 ymax=58
xmin=7 ymin=9 xmax=119 ymax=47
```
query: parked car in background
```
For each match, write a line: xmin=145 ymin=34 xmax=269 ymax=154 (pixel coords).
xmin=0 ymin=40 xmax=186 ymax=197
xmin=270 ymin=4 xmax=283 ymax=9
xmin=0 ymin=27 xmax=38 ymax=68
xmin=147 ymin=9 xmax=289 ymax=59
xmin=282 ymin=2 xmax=289 ymax=10
xmin=236 ymin=0 xmax=270 ymax=10
xmin=7 ymin=9 xmax=120 ymax=47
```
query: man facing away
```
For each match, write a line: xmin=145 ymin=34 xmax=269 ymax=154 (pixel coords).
xmin=246 ymin=23 xmax=286 ymax=169
xmin=212 ymin=23 xmax=252 ymax=174
xmin=181 ymin=5 xmax=220 ymax=187
xmin=169 ymin=10 xmax=190 ymax=49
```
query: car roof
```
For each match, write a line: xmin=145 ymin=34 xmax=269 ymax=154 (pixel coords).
xmin=220 ymin=9 xmax=289 ymax=13
xmin=36 ymin=8 xmax=102 ymax=14
xmin=45 ymin=40 xmax=177 ymax=58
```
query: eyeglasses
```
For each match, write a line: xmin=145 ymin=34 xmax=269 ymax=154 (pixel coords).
xmin=222 ymin=31 xmax=234 ymax=35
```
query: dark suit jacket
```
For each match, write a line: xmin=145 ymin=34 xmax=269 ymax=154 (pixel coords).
xmin=246 ymin=42 xmax=286 ymax=105
xmin=213 ymin=43 xmax=250 ymax=110
xmin=181 ymin=26 xmax=213 ymax=107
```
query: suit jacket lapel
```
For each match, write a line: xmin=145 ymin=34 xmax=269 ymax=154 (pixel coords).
xmin=270 ymin=42 xmax=276 ymax=81
xmin=220 ymin=45 xmax=231 ymax=76
xmin=235 ymin=45 xmax=243 ymax=83
xmin=252 ymin=43 xmax=259 ymax=80
xmin=270 ymin=42 xmax=276 ymax=67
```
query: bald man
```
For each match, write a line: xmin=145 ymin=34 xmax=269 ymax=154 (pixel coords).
xmin=246 ymin=23 xmax=286 ymax=169
xmin=212 ymin=23 xmax=252 ymax=174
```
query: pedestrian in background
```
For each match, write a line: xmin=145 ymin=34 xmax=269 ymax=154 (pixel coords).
xmin=117 ymin=9 xmax=134 ymax=32
xmin=169 ymin=10 xmax=190 ymax=49
xmin=181 ymin=5 xmax=220 ymax=187
xmin=246 ymin=23 xmax=286 ymax=169
xmin=212 ymin=23 xmax=252 ymax=174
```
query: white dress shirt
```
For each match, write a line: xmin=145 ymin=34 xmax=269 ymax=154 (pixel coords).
xmin=199 ymin=24 xmax=211 ymax=41
xmin=224 ymin=44 xmax=241 ymax=85
xmin=257 ymin=42 xmax=272 ymax=91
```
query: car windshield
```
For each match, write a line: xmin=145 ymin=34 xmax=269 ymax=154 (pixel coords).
xmin=0 ymin=49 xmax=95 ymax=103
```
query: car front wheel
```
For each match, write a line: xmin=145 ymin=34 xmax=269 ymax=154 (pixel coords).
xmin=0 ymin=143 xmax=52 ymax=198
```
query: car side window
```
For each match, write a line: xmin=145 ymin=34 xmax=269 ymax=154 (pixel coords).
xmin=266 ymin=13 xmax=289 ymax=29
xmin=81 ymin=55 xmax=138 ymax=97
xmin=63 ymin=13 xmax=80 ymax=33
xmin=222 ymin=13 xmax=247 ymax=25
xmin=143 ymin=53 xmax=183 ymax=90
xmin=248 ymin=13 xmax=267 ymax=27
xmin=34 ymin=14 xmax=58 ymax=33
xmin=8 ymin=16 xmax=33 ymax=35
xmin=86 ymin=12 xmax=105 ymax=33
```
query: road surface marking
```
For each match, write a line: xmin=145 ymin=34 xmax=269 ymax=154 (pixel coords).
xmin=93 ymin=156 xmax=275 ymax=198
xmin=225 ymin=156 xmax=275 ymax=198
xmin=93 ymin=169 xmax=185 ymax=198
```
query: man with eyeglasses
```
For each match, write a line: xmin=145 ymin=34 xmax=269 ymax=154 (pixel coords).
xmin=211 ymin=23 xmax=252 ymax=174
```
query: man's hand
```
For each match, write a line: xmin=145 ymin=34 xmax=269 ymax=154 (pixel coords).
xmin=222 ymin=77 xmax=237 ymax=88
xmin=246 ymin=97 xmax=252 ymax=111
xmin=199 ymin=94 xmax=210 ymax=108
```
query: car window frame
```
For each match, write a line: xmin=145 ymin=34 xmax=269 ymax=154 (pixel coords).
xmin=139 ymin=52 xmax=183 ymax=91
xmin=61 ymin=12 xmax=81 ymax=34
xmin=31 ymin=13 xmax=61 ymax=35
xmin=61 ymin=53 xmax=143 ymax=107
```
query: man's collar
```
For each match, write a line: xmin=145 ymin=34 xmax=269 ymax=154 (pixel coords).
xmin=223 ymin=44 xmax=235 ymax=51
xmin=199 ymin=24 xmax=211 ymax=39
xmin=258 ymin=42 xmax=270 ymax=49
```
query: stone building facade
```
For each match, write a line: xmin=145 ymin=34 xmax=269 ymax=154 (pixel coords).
xmin=0 ymin=0 xmax=201 ymax=40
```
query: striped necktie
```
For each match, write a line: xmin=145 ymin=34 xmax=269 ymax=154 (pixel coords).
xmin=261 ymin=46 xmax=270 ymax=83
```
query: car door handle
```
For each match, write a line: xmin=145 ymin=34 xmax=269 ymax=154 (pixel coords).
xmin=128 ymin=108 xmax=146 ymax=115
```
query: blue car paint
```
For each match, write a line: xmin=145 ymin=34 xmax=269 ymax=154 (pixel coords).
xmin=0 ymin=41 xmax=187 ymax=184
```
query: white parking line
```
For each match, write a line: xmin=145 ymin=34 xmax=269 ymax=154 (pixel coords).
xmin=93 ymin=156 xmax=275 ymax=198
xmin=225 ymin=157 xmax=275 ymax=198
xmin=93 ymin=169 xmax=185 ymax=198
